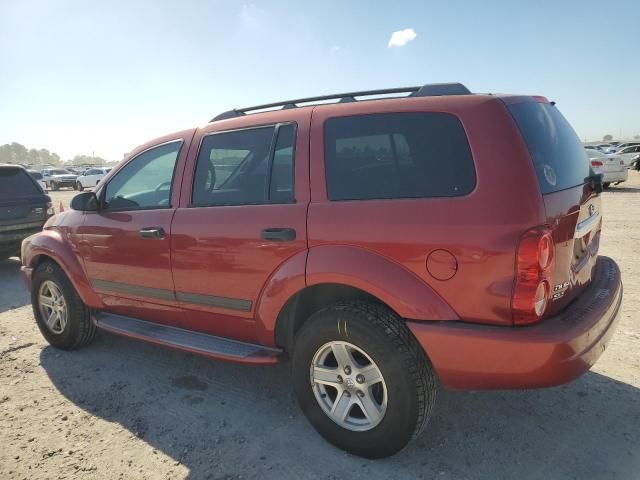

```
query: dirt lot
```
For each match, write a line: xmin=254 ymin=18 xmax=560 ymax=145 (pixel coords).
xmin=1 ymin=175 xmax=639 ymax=479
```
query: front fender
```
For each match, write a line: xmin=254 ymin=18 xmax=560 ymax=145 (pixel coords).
xmin=23 ymin=229 xmax=104 ymax=309
xmin=306 ymin=245 xmax=459 ymax=322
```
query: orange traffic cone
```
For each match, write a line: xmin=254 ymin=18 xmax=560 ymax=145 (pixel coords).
xmin=59 ymin=201 xmax=64 ymax=213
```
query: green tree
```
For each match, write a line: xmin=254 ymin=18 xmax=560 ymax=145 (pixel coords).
xmin=0 ymin=142 xmax=63 ymax=165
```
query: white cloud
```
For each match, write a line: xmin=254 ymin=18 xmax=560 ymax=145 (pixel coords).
xmin=387 ymin=28 xmax=417 ymax=48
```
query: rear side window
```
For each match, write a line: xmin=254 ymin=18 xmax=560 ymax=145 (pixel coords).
xmin=324 ymin=113 xmax=476 ymax=201
xmin=0 ymin=168 xmax=42 ymax=198
xmin=192 ymin=123 xmax=296 ymax=206
xmin=508 ymin=102 xmax=589 ymax=194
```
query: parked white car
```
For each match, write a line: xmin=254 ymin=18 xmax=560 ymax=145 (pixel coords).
xmin=607 ymin=141 xmax=640 ymax=153
xmin=585 ymin=148 xmax=627 ymax=187
xmin=75 ymin=167 xmax=111 ymax=191
xmin=613 ymin=144 xmax=640 ymax=168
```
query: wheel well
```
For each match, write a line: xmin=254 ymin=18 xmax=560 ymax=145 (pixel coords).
xmin=31 ymin=254 xmax=58 ymax=270
xmin=274 ymin=283 xmax=396 ymax=353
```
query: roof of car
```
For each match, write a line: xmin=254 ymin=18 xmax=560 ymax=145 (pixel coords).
xmin=0 ymin=164 xmax=26 ymax=170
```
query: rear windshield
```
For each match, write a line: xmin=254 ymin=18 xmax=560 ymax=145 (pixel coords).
xmin=508 ymin=102 xmax=589 ymax=194
xmin=0 ymin=168 xmax=42 ymax=198
xmin=324 ymin=112 xmax=476 ymax=201
xmin=585 ymin=149 xmax=606 ymax=159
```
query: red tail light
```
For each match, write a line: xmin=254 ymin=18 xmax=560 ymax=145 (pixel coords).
xmin=512 ymin=226 xmax=555 ymax=325
xmin=590 ymin=160 xmax=603 ymax=167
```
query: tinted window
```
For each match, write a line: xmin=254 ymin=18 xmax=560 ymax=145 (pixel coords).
xmin=104 ymin=141 xmax=181 ymax=210
xmin=270 ymin=124 xmax=295 ymax=202
xmin=28 ymin=170 xmax=43 ymax=180
xmin=50 ymin=169 xmax=71 ymax=175
xmin=192 ymin=124 xmax=295 ymax=206
xmin=0 ymin=168 xmax=42 ymax=198
xmin=324 ymin=113 xmax=476 ymax=201
xmin=508 ymin=102 xmax=589 ymax=194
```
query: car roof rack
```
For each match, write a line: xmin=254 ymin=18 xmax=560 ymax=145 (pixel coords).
xmin=210 ymin=82 xmax=471 ymax=122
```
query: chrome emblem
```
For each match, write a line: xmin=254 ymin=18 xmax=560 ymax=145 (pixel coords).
xmin=588 ymin=204 xmax=596 ymax=216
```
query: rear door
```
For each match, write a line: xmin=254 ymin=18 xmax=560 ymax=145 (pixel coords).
xmin=507 ymin=100 xmax=600 ymax=314
xmin=171 ymin=110 xmax=310 ymax=342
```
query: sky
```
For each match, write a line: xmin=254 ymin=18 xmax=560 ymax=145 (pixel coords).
xmin=1 ymin=0 xmax=639 ymax=161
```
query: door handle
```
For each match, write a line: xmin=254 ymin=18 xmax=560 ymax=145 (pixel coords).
xmin=261 ymin=228 xmax=296 ymax=242
xmin=139 ymin=227 xmax=165 ymax=239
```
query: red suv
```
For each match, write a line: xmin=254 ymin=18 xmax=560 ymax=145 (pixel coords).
xmin=21 ymin=83 xmax=623 ymax=458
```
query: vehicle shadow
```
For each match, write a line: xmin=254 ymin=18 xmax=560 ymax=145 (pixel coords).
xmin=40 ymin=333 xmax=640 ymax=480
xmin=0 ymin=257 xmax=30 ymax=313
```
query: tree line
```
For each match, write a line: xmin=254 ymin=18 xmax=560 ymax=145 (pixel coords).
xmin=0 ymin=142 xmax=109 ymax=166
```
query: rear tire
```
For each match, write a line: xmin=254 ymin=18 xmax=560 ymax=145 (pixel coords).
xmin=292 ymin=301 xmax=437 ymax=458
xmin=603 ymin=182 xmax=611 ymax=189
xmin=51 ymin=181 xmax=59 ymax=191
xmin=31 ymin=261 xmax=96 ymax=349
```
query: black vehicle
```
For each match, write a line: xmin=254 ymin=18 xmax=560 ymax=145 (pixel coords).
xmin=0 ymin=165 xmax=53 ymax=260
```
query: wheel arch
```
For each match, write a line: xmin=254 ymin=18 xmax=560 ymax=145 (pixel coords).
xmin=257 ymin=245 xmax=459 ymax=351
xmin=273 ymin=283 xmax=387 ymax=352
xmin=24 ymin=230 xmax=104 ymax=309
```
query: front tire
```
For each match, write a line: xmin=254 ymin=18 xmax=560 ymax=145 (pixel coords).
xmin=76 ymin=181 xmax=84 ymax=191
xmin=51 ymin=181 xmax=59 ymax=191
xmin=292 ymin=301 xmax=437 ymax=458
xmin=31 ymin=261 xmax=96 ymax=349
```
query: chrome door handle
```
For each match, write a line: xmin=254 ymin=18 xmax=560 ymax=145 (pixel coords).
xmin=139 ymin=227 xmax=165 ymax=239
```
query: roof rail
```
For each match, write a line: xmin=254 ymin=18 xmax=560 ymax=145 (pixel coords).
xmin=210 ymin=82 xmax=471 ymax=122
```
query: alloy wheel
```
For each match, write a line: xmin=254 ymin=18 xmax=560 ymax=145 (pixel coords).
xmin=310 ymin=341 xmax=388 ymax=431
xmin=38 ymin=280 xmax=68 ymax=334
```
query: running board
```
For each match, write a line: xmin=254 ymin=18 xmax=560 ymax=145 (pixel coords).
xmin=93 ymin=313 xmax=281 ymax=365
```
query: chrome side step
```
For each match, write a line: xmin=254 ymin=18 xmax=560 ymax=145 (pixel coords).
xmin=93 ymin=313 xmax=281 ymax=364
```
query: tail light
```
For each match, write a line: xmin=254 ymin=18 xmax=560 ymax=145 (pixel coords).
xmin=590 ymin=160 xmax=603 ymax=167
xmin=512 ymin=226 xmax=555 ymax=325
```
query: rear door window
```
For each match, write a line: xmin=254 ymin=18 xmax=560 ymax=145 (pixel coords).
xmin=0 ymin=168 xmax=42 ymax=198
xmin=324 ymin=112 xmax=476 ymax=201
xmin=508 ymin=101 xmax=590 ymax=194
xmin=192 ymin=123 xmax=296 ymax=206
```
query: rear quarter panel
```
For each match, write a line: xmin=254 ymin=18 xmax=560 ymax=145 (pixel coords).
xmin=308 ymin=96 xmax=545 ymax=325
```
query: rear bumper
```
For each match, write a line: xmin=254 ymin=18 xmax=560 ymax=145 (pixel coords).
xmin=408 ymin=256 xmax=623 ymax=390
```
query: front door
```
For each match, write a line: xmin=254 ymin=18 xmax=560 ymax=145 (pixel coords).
xmin=79 ymin=135 xmax=191 ymax=326
xmin=171 ymin=116 xmax=310 ymax=342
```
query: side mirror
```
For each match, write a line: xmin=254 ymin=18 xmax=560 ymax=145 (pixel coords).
xmin=70 ymin=192 xmax=98 ymax=212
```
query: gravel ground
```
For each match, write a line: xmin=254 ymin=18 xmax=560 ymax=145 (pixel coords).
xmin=1 ymin=174 xmax=639 ymax=479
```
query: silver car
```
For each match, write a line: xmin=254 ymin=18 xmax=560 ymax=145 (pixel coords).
xmin=585 ymin=148 xmax=627 ymax=187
